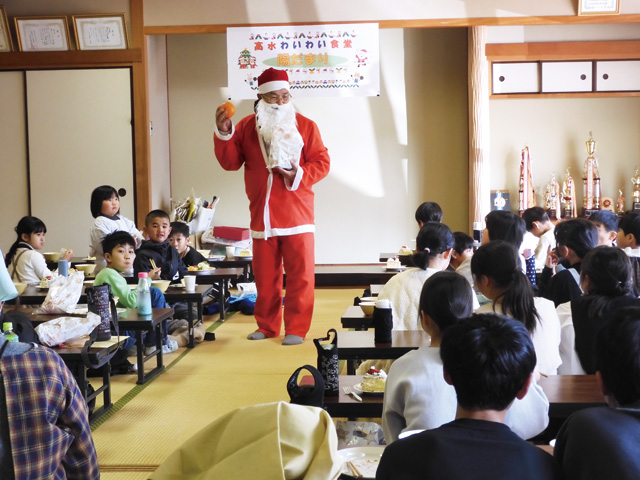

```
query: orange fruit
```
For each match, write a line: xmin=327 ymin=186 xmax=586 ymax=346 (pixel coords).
xmin=221 ymin=101 xmax=235 ymax=118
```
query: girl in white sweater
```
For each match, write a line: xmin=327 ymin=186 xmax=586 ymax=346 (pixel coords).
xmin=5 ymin=216 xmax=73 ymax=285
xmin=89 ymin=185 xmax=144 ymax=274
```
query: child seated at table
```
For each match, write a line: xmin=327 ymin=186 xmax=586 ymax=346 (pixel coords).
xmin=556 ymin=246 xmax=640 ymax=375
xmin=169 ymin=222 xmax=208 ymax=268
xmin=588 ymin=210 xmax=619 ymax=247
xmin=89 ymin=185 xmax=144 ymax=275
xmin=378 ymin=313 xmax=560 ymax=480
xmin=5 ymin=216 xmax=73 ymax=285
xmin=134 ymin=210 xmax=186 ymax=281
xmin=94 ymin=231 xmax=178 ymax=355
xmin=522 ymin=206 xmax=556 ymax=274
xmin=616 ymin=211 xmax=640 ymax=296
xmin=414 ymin=201 xmax=442 ymax=227
xmin=449 ymin=231 xmax=474 ymax=284
xmin=382 ymin=273 xmax=549 ymax=444
xmin=538 ymin=218 xmax=599 ymax=307
xmin=554 ymin=306 xmax=640 ymax=479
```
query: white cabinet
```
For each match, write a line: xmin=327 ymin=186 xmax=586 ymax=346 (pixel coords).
xmin=596 ymin=61 xmax=640 ymax=92
xmin=541 ymin=62 xmax=592 ymax=93
xmin=492 ymin=62 xmax=539 ymax=94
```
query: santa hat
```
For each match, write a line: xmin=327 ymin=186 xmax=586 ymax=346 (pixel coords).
xmin=258 ymin=68 xmax=290 ymax=94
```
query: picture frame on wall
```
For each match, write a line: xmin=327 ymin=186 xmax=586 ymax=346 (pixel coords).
xmin=0 ymin=6 xmax=13 ymax=52
xmin=72 ymin=13 xmax=128 ymax=50
xmin=15 ymin=16 xmax=71 ymax=51
xmin=578 ymin=0 xmax=620 ymax=15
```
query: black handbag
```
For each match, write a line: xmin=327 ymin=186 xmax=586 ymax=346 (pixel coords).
xmin=82 ymin=284 xmax=120 ymax=370
xmin=313 ymin=328 xmax=339 ymax=396
xmin=287 ymin=364 xmax=325 ymax=408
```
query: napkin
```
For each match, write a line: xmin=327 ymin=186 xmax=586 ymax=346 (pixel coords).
xmin=151 ymin=401 xmax=342 ymax=480
xmin=0 ymin=249 xmax=18 ymax=302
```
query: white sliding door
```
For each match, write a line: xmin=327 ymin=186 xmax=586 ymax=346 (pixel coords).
xmin=26 ymin=69 xmax=135 ymax=256
xmin=0 ymin=72 xmax=29 ymax=252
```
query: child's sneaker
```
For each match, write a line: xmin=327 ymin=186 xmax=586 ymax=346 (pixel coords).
xmin=162 ymin=339 xmax=179 ymax=354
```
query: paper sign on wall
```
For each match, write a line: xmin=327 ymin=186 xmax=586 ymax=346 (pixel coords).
xmin=226 ymin=23 xmax=379 ymax=99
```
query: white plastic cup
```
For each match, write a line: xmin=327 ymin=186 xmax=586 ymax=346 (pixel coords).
xmin=184 ymin=275 xmax=196 ymax=291
xmin=225 ymin=246 xmax=236 ymax=259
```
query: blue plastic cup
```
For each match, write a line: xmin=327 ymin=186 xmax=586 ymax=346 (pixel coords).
xmin=58 ymin=259 xmax=69 ymax=277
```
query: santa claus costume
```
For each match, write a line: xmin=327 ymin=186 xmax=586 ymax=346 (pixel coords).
xmin=213 ymin=68 xmax=330 ymax=345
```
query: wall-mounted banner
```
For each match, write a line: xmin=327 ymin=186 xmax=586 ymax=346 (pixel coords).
xmin=226 ymin=23 xmax=379 ymax=99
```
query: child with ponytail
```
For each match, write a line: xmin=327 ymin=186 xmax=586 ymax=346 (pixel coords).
xmin=472 ymin=240 xmax=561 ymax=375
xmin=5 ymin=216 xmax=73 ymax=284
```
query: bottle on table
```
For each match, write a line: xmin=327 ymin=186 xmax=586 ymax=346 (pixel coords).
xmin=136 ymin=272 xmax=152 ymax=316
xmin=3 ymin=322 xmax=18 ymax=343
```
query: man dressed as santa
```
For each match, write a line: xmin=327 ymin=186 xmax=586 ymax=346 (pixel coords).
xmin=213 ymin=68 xmax=330 ymax=345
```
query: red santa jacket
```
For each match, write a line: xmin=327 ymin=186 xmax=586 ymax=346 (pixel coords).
xmin=214 ymin=112 xmax=330 ymax=238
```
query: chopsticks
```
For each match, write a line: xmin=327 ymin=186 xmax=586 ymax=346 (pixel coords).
xmin=150 ymin=259 xmax=157 ymax=270
xmin=346 ymin=461 xmax=363 ymax=478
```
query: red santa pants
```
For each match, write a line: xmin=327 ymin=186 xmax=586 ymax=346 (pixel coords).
xmin=252 ymin=232 xmax=315 ymax=338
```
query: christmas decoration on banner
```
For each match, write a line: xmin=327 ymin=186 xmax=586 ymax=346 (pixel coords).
xmin=226 ymin=23 xmax=379 ymax=99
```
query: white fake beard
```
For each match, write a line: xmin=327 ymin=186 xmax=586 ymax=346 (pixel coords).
xmin=256 ymin=98 xmax=297 ymax=145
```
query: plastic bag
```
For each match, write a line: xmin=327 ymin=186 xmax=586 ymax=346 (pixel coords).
xmin=35 ymin=311 xmax=102 ymax=347
xmin=35 ymin=271 xmax=84 ymax=314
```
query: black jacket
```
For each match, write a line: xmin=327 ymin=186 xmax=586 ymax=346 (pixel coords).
xmin=133 ymin=240 xmax=186 ymax=281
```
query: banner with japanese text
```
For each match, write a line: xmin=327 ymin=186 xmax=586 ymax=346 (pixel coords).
xmin=226 ymin=23 xmax=379 ymax=99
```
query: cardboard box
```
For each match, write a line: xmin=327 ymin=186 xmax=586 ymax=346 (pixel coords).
xmin=213 ymin=226 xmax=250 ymax=241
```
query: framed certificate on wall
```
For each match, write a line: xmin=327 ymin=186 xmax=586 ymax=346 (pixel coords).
xmin=72 ymin=13 xmax=128 ymax=50
xmin=579 ymin=0 xmax=620 ymax=15
xmin=0 ymin=6 xmax=13 ymax=52
xmin=15 ymin=16 xmax=70 ymax=51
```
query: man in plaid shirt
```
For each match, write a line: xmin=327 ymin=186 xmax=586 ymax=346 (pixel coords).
xmin=0 ymin=315 xmax=99 ymax=479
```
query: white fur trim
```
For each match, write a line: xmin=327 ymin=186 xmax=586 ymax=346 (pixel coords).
xmin=251 ymin=225 xmax=315 ymax=239
xmin=258 ymin=80 xmax=290 ymax=94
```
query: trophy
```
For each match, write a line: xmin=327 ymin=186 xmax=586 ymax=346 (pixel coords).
xmin=618 ymin=188 xmax=625 ymax=216
xmin=562 ymin=169 xmax=577 ymax=219
xmin=545 ymin=174 xmax=561 ymax=220
xmin=632 ymin=167 xmax=640 ymax=212
xmin=518 ymin=145 xmax=536 ymax=214
xmin=582 ymin=131 xmax=601 ymax=215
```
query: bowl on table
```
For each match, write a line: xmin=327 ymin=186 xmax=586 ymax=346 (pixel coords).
xmin=197 ymin=249 xmax=211 ymax=257
xmin=43 ymin=252 xmax=61 ymax=262
xmin=75 ymin=263 xmax=96 ymax=276
xmin=13 ymin=282 xmax=27 ymax=295
xmin=359 ymin=302 xmax=376 ymax=316
xmin=151 ymin=280 xmax=171 ymax=293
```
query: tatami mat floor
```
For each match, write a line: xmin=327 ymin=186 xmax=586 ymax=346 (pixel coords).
xmin=90 ymin=287 xmax=362 ymax=478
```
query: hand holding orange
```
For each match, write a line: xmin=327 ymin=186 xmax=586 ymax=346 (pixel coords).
xmin=220 ymin=101 xmax=235 ymax=118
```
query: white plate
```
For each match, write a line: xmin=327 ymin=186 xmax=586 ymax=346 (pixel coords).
xmin=384 ymin=266 xmax=405 ymax=272
xmin=339 ymin=446 xmax=385 ymax=479
xmin=353 ymin=383 xmax=384 ymax=396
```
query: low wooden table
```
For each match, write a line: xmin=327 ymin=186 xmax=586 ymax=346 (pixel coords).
xmin=14 ymin=306 xmax=174 ymax=385
xmin=322 ymin=374 xmax=605 ymax=420
xmin=341 ymin=305 xmax=373 ymax=331
xmin=338 ymin=330 xmax=429 ymax=374
xmin=162 ymin=284 xmax=213 ymax=347
xmin=205 ymin=255 xmax=254 ymax=282
xmin=314 ymin=265 xmax=400 ymax=287
xmin=52 ymin=337 xmax=126 ymax=423
xmin=182 ymin=268 xmax=242 ymax=320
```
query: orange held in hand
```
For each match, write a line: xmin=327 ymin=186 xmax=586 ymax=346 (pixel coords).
xmin=221 ymin=101 xmax=235 ymax=118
